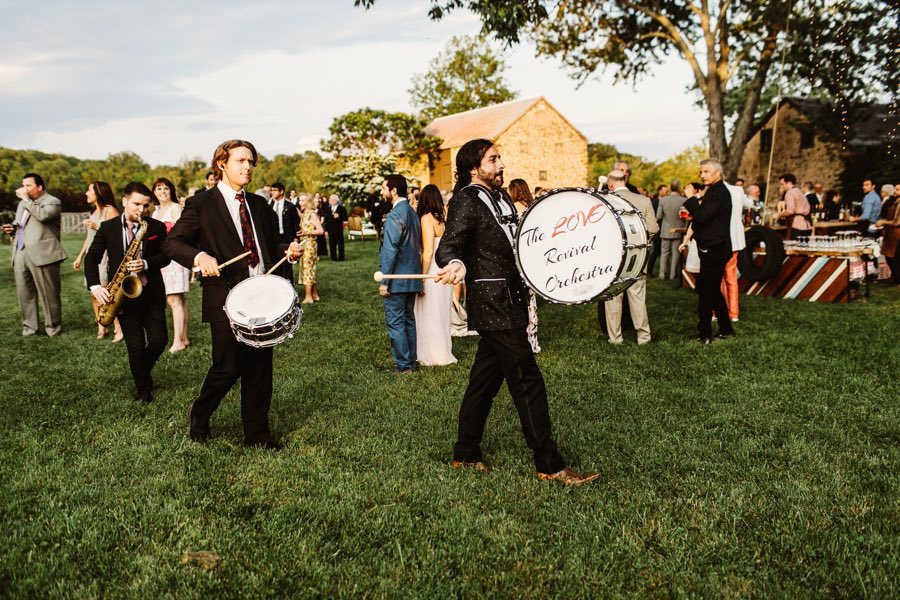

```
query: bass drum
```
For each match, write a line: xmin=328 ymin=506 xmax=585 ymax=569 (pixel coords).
xmin=515 ymin=188 xmax=650 ymax=304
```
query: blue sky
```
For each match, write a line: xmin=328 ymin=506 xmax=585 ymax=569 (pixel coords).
xmin=0 ymin=0 xmax=706 ymax=165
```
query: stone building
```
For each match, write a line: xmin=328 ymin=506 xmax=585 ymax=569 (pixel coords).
xmin=407 ymin=97 xmax=588 ymax=192
xmin=739 ymin=97 xmax=891 ymax=204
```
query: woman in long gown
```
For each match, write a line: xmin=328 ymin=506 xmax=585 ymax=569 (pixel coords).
xmin=72 ymin=181 xmax=122 ymax=340
xmin=152 ymin=178 xmax=191 ymax=353
xmin=509 ymin=179 xmax=541 ymax=353
xmin=414 ymin=185 xmax=456 ymax=366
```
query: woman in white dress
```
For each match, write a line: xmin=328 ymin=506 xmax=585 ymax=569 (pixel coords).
xmin=72 ymin=181 xmax=122 ymax=340
xmin=509 ymin=179 xmax=541 ymax=353
xmin=414 ymin=185 xmax=456 ymax=366
xmin=152 ymin=178 xmax=190 ymax=353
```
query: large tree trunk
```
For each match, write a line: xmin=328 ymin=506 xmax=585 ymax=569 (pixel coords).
xmin=706 ymin=85 xmax=729 ymax=170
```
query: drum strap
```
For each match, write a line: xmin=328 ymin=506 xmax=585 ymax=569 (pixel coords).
xmin=466 ymin=184 xmax=516 ymax=248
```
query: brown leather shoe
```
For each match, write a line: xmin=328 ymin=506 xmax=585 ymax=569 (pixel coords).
xmin=450 ymin=460 xmax=492 ymax=473
xmin=537 ymin=467 xmax=600 ymax=485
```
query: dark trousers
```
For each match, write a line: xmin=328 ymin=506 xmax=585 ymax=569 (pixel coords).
xmin=328 ymin=232 xmax=345 ymax=261
xmin=454 ymin=327 xmax=566 ymax=474
xmin=119 ymin=295 xmax=167 ymax=394
xmin=316 ymin=234 xmax=327 ymax=257
xmin=886 ymin=254 xmax=900 ymax=284
xmin=383 ymin=292 xmax=417 ymax=371
xmin=696 ymin=242 xmax=734 ymax=338
xmin=192 ymin=320 xmax=274 ymax=443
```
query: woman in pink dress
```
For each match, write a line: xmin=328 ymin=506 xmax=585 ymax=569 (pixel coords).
xmin=152 ymin=178 xmax=190 ymax=353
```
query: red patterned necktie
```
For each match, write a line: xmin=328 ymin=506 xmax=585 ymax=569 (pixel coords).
xmin=236 ymin=191 xmax=260 ymax=268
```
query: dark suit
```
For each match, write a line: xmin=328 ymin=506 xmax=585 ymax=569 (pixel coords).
xmin=164 ymin=186 xmax=288 ymax=444
xmin=683 ymin=180 xmax=734 ymax=339
xmin=436 ymin=184 xmax=565 ymax=475
xmin=85 ymin=217 xmax=170 ymax=395
xmin=325 ymin=203 xmax=348 ymax=260
xmin=271 ymin=200 xmax=300 ymax=280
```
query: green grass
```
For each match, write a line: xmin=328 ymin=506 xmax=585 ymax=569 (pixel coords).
xmin=1 ymin=235 xmax=897 ymax=597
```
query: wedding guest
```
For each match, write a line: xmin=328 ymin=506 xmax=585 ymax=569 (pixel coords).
xmin=72 ymin=181 xmax=122 ymax=341
xmin=152 ymin=178 xmax=191 ymax=352
xmin=508 ymin=178 xmax=540 ymax=353
xmin=297 ymin=194 xmax=324 ymax=303
xmin=414 ymin=185 xmax=456 ymax=365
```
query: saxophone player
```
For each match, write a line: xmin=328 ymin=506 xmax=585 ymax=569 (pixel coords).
xmin=85 ymin=183 xmax=170 ymax=404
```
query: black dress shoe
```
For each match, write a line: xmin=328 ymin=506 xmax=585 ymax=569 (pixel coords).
xmin=245 ymin=439 xmax=283 ymax=451
xmin=696 ymin=337 xmax=713 ymax=345
xmin=717 ymin=332 xmax=735 ymax=339
xmin=138 ymin=389 xmax=153 ymax=404
xmin=187 ymin=404 xmax=212 ymax=443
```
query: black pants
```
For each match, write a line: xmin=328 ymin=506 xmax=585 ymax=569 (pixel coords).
xmin=886 ymin=254 xmax=900 ymax=284
xmin=454 ymin=327 xmax=565 ymax=474
xmin=316 ymin=234 xmax=327 ymax=257
xmin=119 ymin=295 xmax=167 ymax=394
xmin=192 ymin=320 xmax=274 ymax=444
xmin=328 ymin=232 xmax=344 ymax=261
xmin=696 ymin=242 xmax=734 ymax=338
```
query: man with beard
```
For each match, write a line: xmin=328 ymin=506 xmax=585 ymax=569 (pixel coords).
xmin=434 ymin=139 xmax=599 ymax=486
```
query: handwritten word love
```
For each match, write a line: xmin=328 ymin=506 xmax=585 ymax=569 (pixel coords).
xmin=552 ymin=204 xmax=607 ymax=238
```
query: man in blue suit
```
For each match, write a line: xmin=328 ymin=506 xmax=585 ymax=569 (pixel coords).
xmin=378 ymin=174 xmax=423 ymax=373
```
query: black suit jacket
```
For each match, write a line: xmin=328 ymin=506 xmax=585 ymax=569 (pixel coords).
xmin=435 ymin=185 xmax=527 ymax=331
xmin=271 ymin=201 xmax=301 ymax=245
xmin=84 ymin=217 xmax=170 ymax=310
xmin=324 ymin=204 xmax=348 ymax=235
xmin=683 ymin=180 xmax=732 ymax=250
xmin=164 ymin=187 xmax=286 ymax=323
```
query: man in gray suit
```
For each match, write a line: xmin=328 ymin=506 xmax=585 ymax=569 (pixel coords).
xmin=604 ymin=169 xmax=659 ymax=344
xmin=378 ymin=174 xmax=423 ymax=373
xmin=2 ymin=173 xmax=67 ymax=337
xmin=656 ymin=180 xmax=687 ymax=280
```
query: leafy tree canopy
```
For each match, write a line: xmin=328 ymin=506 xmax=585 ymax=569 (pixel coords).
xmin=320 ymin=108 xmax=441 ymax=163
xmin=357 ymin=0 xmax=896 ymax=181
xmin=409 ymin=34 xmax=518 ymax=123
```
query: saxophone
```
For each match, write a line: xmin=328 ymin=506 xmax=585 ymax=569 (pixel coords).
xmin=97 ymin=219 xmax=148 ymax=326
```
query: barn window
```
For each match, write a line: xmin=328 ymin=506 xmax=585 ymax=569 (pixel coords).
xmin=539 ymin=171 xmax=548 ymax=181
xmin=760 ymin=129 xmax=773 ymax=154
xmin=800 ymin=128 xmax=815 ymax=149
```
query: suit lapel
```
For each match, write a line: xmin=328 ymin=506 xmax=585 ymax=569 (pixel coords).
xmin=211 ymin=187 xmax=243 ymax=249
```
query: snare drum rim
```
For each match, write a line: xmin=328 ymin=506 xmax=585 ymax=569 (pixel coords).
xmin=224 ymin=274 xmax=299 ymax=327
xmin=514 ymin=187 xmax=630 ymax=305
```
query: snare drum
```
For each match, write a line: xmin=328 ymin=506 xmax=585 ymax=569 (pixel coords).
xmin=224 ymin=275 xmax=302 ymax=348
xmin=515 ymin=188 xmax=649 ymax=304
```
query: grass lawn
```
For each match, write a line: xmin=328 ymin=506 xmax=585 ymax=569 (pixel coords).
xmin=1 ymin=234 xmax=897 ymax=597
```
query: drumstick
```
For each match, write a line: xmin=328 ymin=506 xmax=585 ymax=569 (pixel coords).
xmin=265 ymin=254 xmax=290 ymax=276
xmin=192 ymin=251 xmax=251 ymax=273
xmin=373 ymin=271 xmax=436 ymax=283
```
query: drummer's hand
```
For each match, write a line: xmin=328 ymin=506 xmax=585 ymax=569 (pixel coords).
xmin=435 ymin=262 xmax=465 ymax=285
xmin=379 ymin=284 xmax=389 ymax=298
xmin=286 ymin=241 xmax=302 ymax=261
xmin=197 ymin=254 xmax=220 ymax=277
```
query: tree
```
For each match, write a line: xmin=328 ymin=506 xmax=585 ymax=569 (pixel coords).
xmin=320 ymin=108 xmax=441 ymax=163
xmin=409 ymin=34 xmax=518 ymax=122
xmin=325 ymin=153 xmax=400 ymax=207
xmin=356 ymin=0 xmax=896 ymax=181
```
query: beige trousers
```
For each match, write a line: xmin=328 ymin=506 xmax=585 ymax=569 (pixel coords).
xmin=604 ymin=276 xmax=650 ymax=344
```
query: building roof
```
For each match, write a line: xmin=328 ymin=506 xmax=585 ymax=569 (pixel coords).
xmin=425 ymin=96 xmax=587 ymax=150
xmin=747 ymin=97 xmax=894 ymax=147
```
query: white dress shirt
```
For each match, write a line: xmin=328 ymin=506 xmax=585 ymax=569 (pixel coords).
xmin=217 ymin=181 xmax=264 ymax=277
xmin=272 ymin=199 xmax=285 ymax=235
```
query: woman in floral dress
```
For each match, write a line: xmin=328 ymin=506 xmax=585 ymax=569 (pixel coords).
xmin=298 ymin=194 xmax=324 ymax=304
